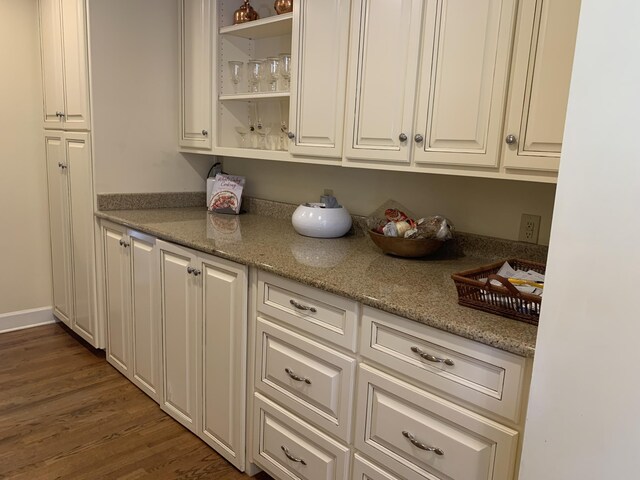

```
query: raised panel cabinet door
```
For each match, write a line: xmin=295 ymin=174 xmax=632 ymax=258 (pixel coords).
xmin=179 ymin=0 xmax=212 ymax=150
xmin=503 ymin=0 xmax=581 ymax=171
xmin=130 ymin=232 xmax=161 ymax=402
xmin=288 ymin=0 xmax=350 ymax=158
xmin=413 ymin=0 xmax=517 ymax=167
xmin=44 ymin=132 xmax=73 ymax=325
xmin=103 ymin=224 xmax=131 ymax=377
xmin=66 ymin=132 xmax=97 ymax=344
xmin=39 ymin=0 xmax=65 ymax=128
xmin=60 ymin=0 xmax=91 ymax=130
xmin=343 ymin=0 xmax=423 ymax=164
xmin=199 ymin=253 xmax=248 ymax=470
xmin=159 ymin=241 xmax=199 ymax=432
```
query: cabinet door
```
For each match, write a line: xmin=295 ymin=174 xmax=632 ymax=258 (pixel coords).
xmin=45 ymin=132 xmax=73 ymax=325
xmin=179 ymin=0 xmax=212 ymax=150
xmin=199 ymin=253 xmax=247 ymax=470
xmin=39 ymin=0 xmax=65 ymax=128
xmin=503 ymin=0 xmax=581 ymax=171
xmin=343 ymin=0 xmax=423 ymax=164
xmin=66 ymin=132 xmax=96 ymax=344
xmin=288 ymin=0 xmax=350 ymax=159
xmin=413 ymin=0 xmax=517 ymax=167
xmin=130 ymin=231 xmax=161 ymax=402
xmin=159 ymin=241 xmax=199 ymax=432
xmin=60 ymin=0 xmax=91 ymax=130
xmin=103 ymin=223 xmax=131 ymax=377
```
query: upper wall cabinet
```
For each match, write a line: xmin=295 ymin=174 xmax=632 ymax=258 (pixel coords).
xmin=288 ymin=0 xmax=350 ymax=159
xmin=343 ymin=0 xmax=517 ymax=169
xmin=502 ymin=0 xmax=581 ymax=174
xmin=179 ymin=0 xmax=213 ymax=150
xmin=38 ymin=0 xmax=91 ymax=131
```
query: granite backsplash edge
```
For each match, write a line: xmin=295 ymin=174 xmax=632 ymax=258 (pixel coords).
xmin=97 ymin=192 xmax=548 ymax=263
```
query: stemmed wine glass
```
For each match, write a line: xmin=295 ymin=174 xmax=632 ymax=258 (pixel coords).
xmin=234 ymin=126 xmax=250 ymax=148
xmin=228 ymin=61 xmax=243 ymax=94
xmin=279 ymin=53 xmax=291 ymax=91
xmin=247 ymin=59 xmax=264 ymax=93
xmin=266 ymin=57 xmax=280 ymax=92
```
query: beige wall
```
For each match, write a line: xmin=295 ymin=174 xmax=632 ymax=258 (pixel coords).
xmin=224 ymin=157 xmax=557 ymax=244
xmin=88 ymin=0 xmax=210 ymax=194
xmin=0 ymin=0 xmax=52 ymax=314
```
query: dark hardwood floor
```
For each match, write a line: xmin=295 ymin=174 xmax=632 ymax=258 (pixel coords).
xmin=0 ymin=323 xmax=271 ymax=480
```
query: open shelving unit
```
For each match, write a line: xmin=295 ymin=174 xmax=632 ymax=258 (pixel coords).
xmin=216 ymin=1 xmax=293 ymax=157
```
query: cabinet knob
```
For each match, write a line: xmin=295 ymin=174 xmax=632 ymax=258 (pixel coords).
xmin=58 ymin=162 xmax=67 ymax=169
xmin=505 ymin=134 xmax=517 ymax=145
xmin=55 ymin=111 xmax=65 ymax=118
xmin=287 ymin=131 xmax=295 ymax=140
xmin=193 ymin=269 xmax=201 ymax=276
xmin=398 ymin=133 xmax=408 ymax=142
xmin=202 ymin=129 xmax=208 ymax=136
xmin=414 ymin=134 xmax=424 ymax=143
xmin=187 ymin=266 xmax=194 ymax=274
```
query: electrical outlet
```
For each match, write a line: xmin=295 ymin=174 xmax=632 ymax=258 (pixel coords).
xmin=519 ymin=214 xmax=541 ymax=244
xmin=323 ymin=188 xmax=334 ymax=196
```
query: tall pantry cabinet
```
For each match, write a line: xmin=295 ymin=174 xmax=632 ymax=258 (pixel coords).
xmin=39 ymin=0 xmax=99 ymax=346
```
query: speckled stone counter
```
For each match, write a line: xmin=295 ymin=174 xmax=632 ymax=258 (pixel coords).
xmin=95 ymin=207 xmax=539 ymax=357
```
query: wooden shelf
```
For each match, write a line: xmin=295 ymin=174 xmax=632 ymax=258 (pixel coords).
xmin=219 ymin=92 xmax=290 ymax=101
xmin=214 ymin=147 xmax=291 ymax=161
xmin=219 ymin=13 xmax=293 ymax=39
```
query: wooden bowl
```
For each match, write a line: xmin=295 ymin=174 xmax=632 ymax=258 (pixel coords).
xmin=369 ymin=230 xmax=443 ymax=258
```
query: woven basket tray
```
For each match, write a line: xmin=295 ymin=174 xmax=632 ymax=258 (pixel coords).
xmin=451 ymin=259 xmax=546 ymax=325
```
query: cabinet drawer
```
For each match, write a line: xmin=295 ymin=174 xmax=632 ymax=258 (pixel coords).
xmin=355 ymin=365 xmax=518 ymax=480
xmin=253 ymin=393 xmax=350 ymax=480
xmin=361 ymin=307 xmax=528 ymax=422
xmin=353 ymin=453 xmax=406 ymax=480
xmin=258 ymin=271 xmax=358 ymax=351
xmin=255 ymin=317 xmax=356 ymax=441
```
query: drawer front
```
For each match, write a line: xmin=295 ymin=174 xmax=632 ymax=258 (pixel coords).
xmin=258 ymin=271 xmax=358 ymax=352
xmin=361 ymin=307 xmax=528 ymax=422
xmin=256 ymin=317 xmax=356 ymax=441
xmin=352 ymin=453 xmax=408 ymax=480
xmin=355 ymin=364 xmax=518 ymax=480
xmin=253 ymin=393 xmax=350 ymax=480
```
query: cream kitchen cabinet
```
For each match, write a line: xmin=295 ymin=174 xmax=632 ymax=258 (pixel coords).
xmin=343 ymin=0 xmax=517 ymax=169
xmin=287 ymin=0 xmax=350 ymax=159
xmin=102 ymin=221 xmax=161 ymax=402
xmin=248 ymin=272 xmax=531 ymax=480
xmin=38 ymin=0 xmax=91 ymax=130
xmin=502 ymin=0 xmax=581 ymax=176
xmin=44 ymin=131 xmax=97 ymax=345
xmin=158 ymin=239 xmax=248 ymax=471
xmin=179 ymin=0 xmax=214 ymax=150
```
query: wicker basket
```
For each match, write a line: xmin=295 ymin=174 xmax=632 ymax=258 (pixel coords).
xmin=451 ymin=259 xmax=546 ymax=325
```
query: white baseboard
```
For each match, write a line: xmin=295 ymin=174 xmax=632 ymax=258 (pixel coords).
xmin=0 ymin=307 xmax=57 ymax=334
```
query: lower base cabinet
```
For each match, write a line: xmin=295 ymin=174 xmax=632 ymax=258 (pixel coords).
xmin=102 ymin=221 xmax=161 ymax=402
xmin=249 ymin=272 xmax=530 ymax=480
xmin=158 ymin=239 xmax=248 ymax=471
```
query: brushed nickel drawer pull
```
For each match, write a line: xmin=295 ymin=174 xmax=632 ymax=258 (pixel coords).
xmin=285 ymin=367 xmax=311 ymax=385
xmin=402 ymin=431 xmax=444 ymax=456
xmin=411 ymin=346 xmax=454 ymax=366
xmin=281 ymin=445 xmax=307 ymax=465
xmin=289 ymin=299 xmax=317 ymax=313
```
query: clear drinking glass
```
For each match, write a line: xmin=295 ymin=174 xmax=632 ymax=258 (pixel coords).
xmin=228 ymin=61 xmax=243 ymax=94
xmin=266 ymin=57 xmax=280 ymax=92
xmin=234 ymin=126 xmax=250 ymax=148
xmin=279 ymin=53 xmax=291 ymax=91
xmin=247 ymin=59 xmax=264 ymax=93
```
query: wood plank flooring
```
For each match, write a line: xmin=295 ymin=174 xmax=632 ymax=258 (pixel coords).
xmin=0 ymin=323 xmax=271 ymax=480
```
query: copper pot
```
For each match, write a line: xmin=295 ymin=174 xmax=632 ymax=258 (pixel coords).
xmin=274 ymin=0 xmax=293 ymax=15
xmin=233 ymin=0 xmax=259 ymax=24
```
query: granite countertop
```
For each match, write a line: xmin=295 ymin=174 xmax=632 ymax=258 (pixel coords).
xmin=95 ymin=206 xmax=538 ymax=357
